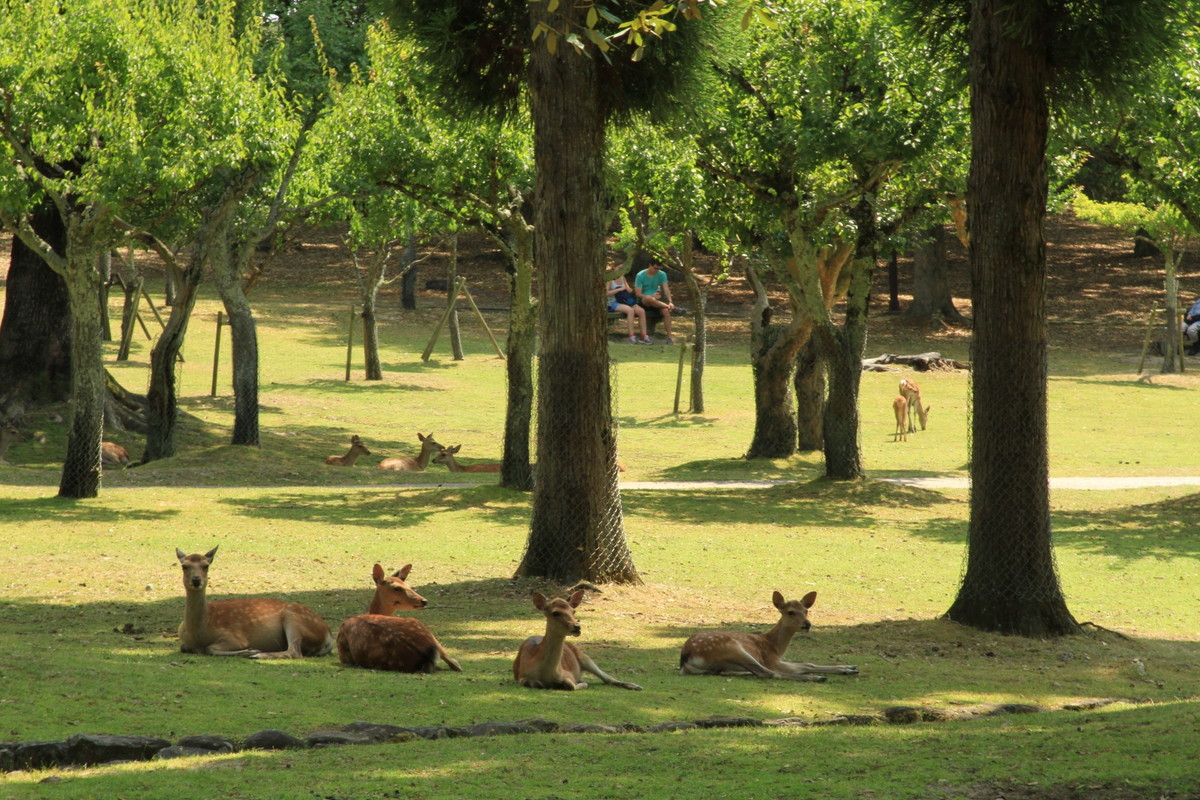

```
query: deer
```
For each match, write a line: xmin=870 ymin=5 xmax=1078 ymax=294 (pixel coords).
xmin=378 ymin=432 xmax=442 ymax=471
xmin=892 ymin=395 xmax=908 ymax=442
xmin=679 ymin=591 xmax=858 ymax=681
xmin=513 ymin=590 xmax=642 ymax=691
xmin=101 ymin=441 xmax=130 ymax=468
xmin=433 ymin=444 xmax=501 ymax=473
xmin=325 ymin=435 xmax=371 ymax=466
xmin=898 ymin=378 xmax=930 ymax=433
xmin=336 ymin=563 xmax=462 ymax=673
xmin=0 ymin=424 xmax=23 ymax=465
xmin=175 ymin=546 xmax=334 ymax=659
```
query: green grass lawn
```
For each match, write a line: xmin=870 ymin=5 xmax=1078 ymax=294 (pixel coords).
xmin=1 ymin=274 xmax=1199 ymax=799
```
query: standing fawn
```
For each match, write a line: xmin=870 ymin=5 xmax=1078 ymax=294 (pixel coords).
xmin=892 ymin=396 xmax=908 ymax=442
xmin=336 ymin=563 xmax=462 ymax=673
xmin=325 ymin=435 xmax=371 ymax=466
xmin=898 ymin=378 xmax=930 ymax=433
xmin=378 ymin=432 xmax=442 ymax=471
xmin=0 ymin=424 xmax=23 ymax=464
xmin=101 ymin=441 xmax=130 ymax=468
xmin=513 ymin=591 xmax=641 ymax=691
xmin=679 ymin=591 xmax=858 ymax=681
xmin=176 ymin=546 xmax=334 ymax=658
xmin=433 ymin=444 xmax=501 ymax=473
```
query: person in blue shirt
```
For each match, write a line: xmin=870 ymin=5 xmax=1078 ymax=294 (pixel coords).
xmin=1184 ymin=298 xmax=1200 ymax=356
xmin=634 ymin=260 xmax=675 ymax=344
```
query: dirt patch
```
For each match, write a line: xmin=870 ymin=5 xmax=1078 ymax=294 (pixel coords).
xmin=932 ymin=779 xmax=1200 ymax=799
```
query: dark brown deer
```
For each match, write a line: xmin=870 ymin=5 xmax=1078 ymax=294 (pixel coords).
xmin=433 ymin=444 xmax=501 ymax=473
xmin=513 ymin=591 xmax=641 ymax=691
xmin=679 ymin=591 xmax=857 ymax=681
xmin=336 ymin=563 xmax=461 ymax=673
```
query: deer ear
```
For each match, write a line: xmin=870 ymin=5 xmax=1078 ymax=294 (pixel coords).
xmin=772 ymin=590 xmax=785 ymax=609
xmin=568 ymin=590 xmax=585 ymax=608
xmin=372 ymin=564 xmax=385 ymax=583
xmin=176 ymin=548 xmax=187 ymax=563
xmin=418 ymin=433 xmax=427 ymax=442
xmin=395 ymin=564 xmax=413 ymax=581
xmin=451 ymin=445 xmax=462 ymax=454
xmin=801 ymin=591 xmax=817 ymax=608
xmin=205 ymin=546 xmax=218 ymax=561
xmin=532 ymin=592 xmax=547 ymax=610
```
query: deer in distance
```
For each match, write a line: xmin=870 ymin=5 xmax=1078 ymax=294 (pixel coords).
xmin=325 ymin=435 xmax=371 ymax=466
xmin=175 ymin=546 xmax=334 ymax=658
xmin=892 ymin=395 xmax=909 ymax=442
xmin=101 ymin=441 xmax=130 ymax=468
xmin=898 ymin=378 xmax=930 ymax=433
xmin=513 ymin=590 xmax=641 ymax=691
xmin=0 ymin=424 xmax=23 ymax=464
xmin=433 ymin=444 xmax=500 ymax=473
xmin=336 ymin=563 xmax=462 ymax=673
xmin=679 ymin=591 xmax=858 ymax=681
xmin=378 ymin=432 xmax=441 ymax=471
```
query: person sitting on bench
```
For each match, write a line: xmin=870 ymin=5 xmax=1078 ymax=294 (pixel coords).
xmin=634 ymin=259 xmax=675 ymax=344
xmin=1184 ymin=298 xmax=1200 ymax=356
xmin=607 ymin=275 xmax=650 ymax=344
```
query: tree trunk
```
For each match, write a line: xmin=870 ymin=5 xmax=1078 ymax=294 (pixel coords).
xmin=500 ymin=213 xmax=536 ymax=492
xmin=401 ymin=237 xmax=418 ymax=311
xmin=793 ymin=338 xmax=824 ymax=452
xmin=679 ymin=233 xmax=706 ymax=413
xmin=517 ymin=6 xmax=638 ymax=584
xmin=946 ymin=0 xmax=1079 ymax=636
xmin=144 ymin=268 xmax=200 ymax=461
xmin=362 ymin=297 xmax=383 ymax=380
xmin=745 ymin=260 xmax=812 ymax=458
xmin=0 ymin=202 xmax=72 ymax=410
xmin=212 ymin=247 xmax=260 ymax=447
xmin=1161 ymin=248 xmax=1181 ymax=374
xmin=909 ymin=225 xmax=967 ymax=327
xmin=58 ymin=238 xmax=106 ymax=499
xmin=447 ymin=234 xmax=464 ymax=361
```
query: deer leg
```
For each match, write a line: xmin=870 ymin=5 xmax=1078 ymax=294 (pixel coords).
xmin=432 ymin=638 xmax=463 ymax=672
xmin=576 ymin=652 xmax=642 ymax=691
xmin=250 ymin=615 xmax=308 ymax=659
xmin=780 ymin=661 xmax=858 ymax=676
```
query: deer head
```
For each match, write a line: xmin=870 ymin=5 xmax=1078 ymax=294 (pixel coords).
xmin=177 ymin=547 xmax=218 ymax=591
xmin=368 ymin=563 xmax=428 ymax=614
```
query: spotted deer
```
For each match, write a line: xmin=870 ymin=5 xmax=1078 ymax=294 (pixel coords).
xmin=898 ymin=378 xmax=930 ymax=433
xmin=175 ymin=546 xmax=333 ymax=658
xmin=513 ymin=591 xmax=641 ymax=691
xmin=336 ymin=563 xmax=461 ymax=673
xmin=679 ymin=591 xmax=858 ymax=681
xmin=433 ymin=444 xmax=500 ymax=473
xmin=325 ymin=435 xmax=371 ymax=466
xmin=101 ymin=441 xmax=131 ymax=468
xmin=378 ymin=433 xmax=442 ymax=471
xmin=893 ymin=395 xmax=908 ymax=442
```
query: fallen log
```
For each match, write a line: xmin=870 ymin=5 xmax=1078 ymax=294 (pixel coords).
xmin=861 ymin=352 xmax=971 ymax=372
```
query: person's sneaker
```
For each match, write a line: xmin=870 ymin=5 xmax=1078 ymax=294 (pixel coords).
xmin=628 ymin=335 xmax=638 ymax=344
xmin=665 ymin=336 xmax=675 ymax=345
xmin=638 ymin=336 xmax=653 ymax=344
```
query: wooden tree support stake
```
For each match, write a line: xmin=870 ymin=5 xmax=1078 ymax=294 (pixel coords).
xmin=421 ymin=277 xmax=505 ymax=362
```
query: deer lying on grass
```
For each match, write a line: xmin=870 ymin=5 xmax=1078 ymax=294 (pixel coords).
xmin=892 ymin=396 xmax=908 ymax=442
xmin=325 ymin=435 xmax=371 ymax=466
xmin=513 ymin=590 xmax=641 ymax=691
xmin=378 ymin=432 xmax=441 ymax=471
xmin=336 ymin=563 xmax=462 ymax=673
xmin=101 ymin=441 xmax=130 ymax=468
xmin=176 ymin=546 xmax=333 ymax=658
xmin=433 ymin=444 xmax=501 ymax=473
xmin=679 ymin=591 xmax=858 ymax=681
xmin=0 ymin=424 xmax=23 ymax=465
xmin=898 ymin=378 xmax=930 ymax=433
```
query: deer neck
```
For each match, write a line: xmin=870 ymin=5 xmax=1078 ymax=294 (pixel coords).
xmin=534 ymin=624 xmax=569 ymax=678
xmin=761 ymin=621 xmax=797 ymax=659
xmin=343 ymin=450 xmax=362 ymax=466
xmin=415 ymin=447 xmax=435 ymax=470
xmin=367 ymin=592 xmax=390 ymax=615
xmin=182 ymin=584 xmax=211 ymax=636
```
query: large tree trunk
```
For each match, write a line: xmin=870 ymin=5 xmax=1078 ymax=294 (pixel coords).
xmin=362 ymin=297 xmax=382 ymax=380
xmin=58 ymin=237 xmax=106 ymax=499
xmin=517 ymin=6 xmax=638 ymax=584
xmin=212 ymin=247 xmax=260 ymax=447
xmin=500 ymin=213 xmax=536 ymax=492
xmin=745 ymin=261 xmax=810 ymax=458
xmin=679 ymin=234 xmax=706 ymax=414
xmin=0 ymin=202 xmax=72 ymax=410
xmin=946 ymin=0 xmax=1079 ymax=636
xmin=908 ymin=225 xmax=967 ymax=327
xmin=793 ymin=339 xmax=824 ymax=452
